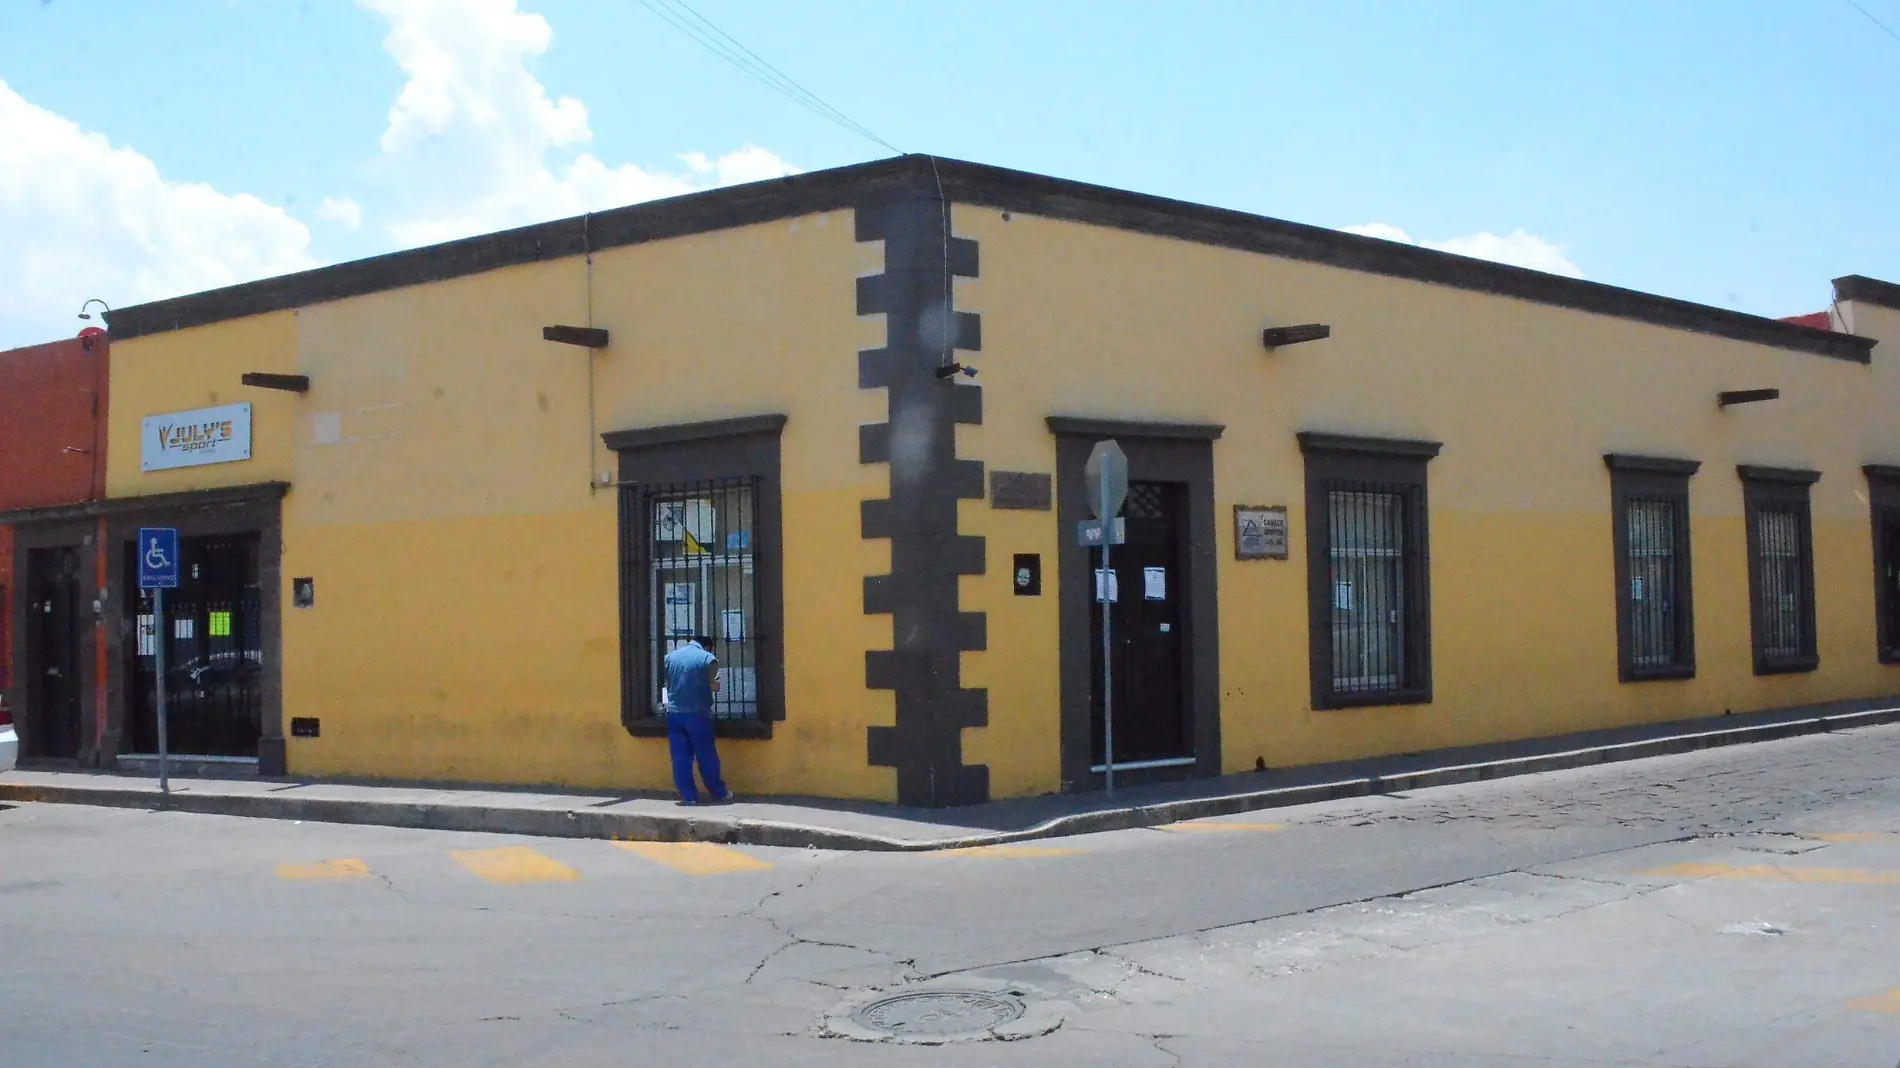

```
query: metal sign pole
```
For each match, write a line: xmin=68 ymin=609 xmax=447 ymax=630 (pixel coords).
xmin=154 ymin=586 xmax=170 ymax=798
xmin=1100 ymin=477 xmax=1114 ymax=797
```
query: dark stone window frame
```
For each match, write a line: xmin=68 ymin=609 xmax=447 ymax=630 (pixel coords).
xmin=1605 ymin=454 xmax=1700 ymax=683
xmin=1739 ymin=465 xmax=1821 ymax=676
xmin=1867 ymin=465 xmax=1900 ymax=664
xmin=1298 ymin=432 xmax=1441 ymax=711
xmin=605 ymin=415 xmax=786 ymax=740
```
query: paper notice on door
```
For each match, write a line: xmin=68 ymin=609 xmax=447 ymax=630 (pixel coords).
xmin=721 ymin=608 xmax=746 ymax=642
xmin=1144 ymin=567 xmax=1166 ymax=600
xmin=664 ymin=582 xmax=697 ymax=637
xmin=1094 ymin=568 xmax=1120 ymax=603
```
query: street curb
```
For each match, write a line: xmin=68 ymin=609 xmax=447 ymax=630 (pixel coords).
xmin=4 ymin=705 xmax=1896 ymax=851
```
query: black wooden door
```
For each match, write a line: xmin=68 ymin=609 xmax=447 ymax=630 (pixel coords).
xmin=1089 ymin=481 xmax=1189 ymax=766
xmin=24 ymin=546 xmax=84 ymax=760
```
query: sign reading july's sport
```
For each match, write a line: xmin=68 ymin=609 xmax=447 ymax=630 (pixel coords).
xmin=138 ymin=528 xmax=180 ymax=590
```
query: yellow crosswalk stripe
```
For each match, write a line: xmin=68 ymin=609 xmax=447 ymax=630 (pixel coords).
xmin=936 ymin=845 xmax=1084 ymax=859
xmin=1163 ymin=821 xmax=1285 ymax=834
xmin=275 ymin=858 xmax=371 ymax=881
xmin=1848 ymin=987 xmax=1900 ymax=1014
xmin=613 ymin=841 xmax=773 ymax=876
xmin=1642 ymin=862 xmax=1900 ymax=885
xmin=450 ymin=846 xmax=581 ymax=884
xmin=1813 ymin=832 xmax=1894 ymax=843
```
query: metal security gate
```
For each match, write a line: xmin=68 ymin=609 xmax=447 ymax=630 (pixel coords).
xmin=126 ymin=535 xmax=263 ymax=756
xmin=621 ymin=477 xmax=763 ymax=721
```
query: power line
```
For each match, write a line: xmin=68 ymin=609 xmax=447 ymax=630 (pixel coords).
xmin=633 ymin=0 xmax=902 ymax=155
xmin=1845 ymin=0 xmax=1900 ymax=45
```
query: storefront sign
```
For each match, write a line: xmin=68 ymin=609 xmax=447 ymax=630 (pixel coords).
xmin=1235 ymin=505 xmax=1289 ymax=560
xmin=141 ymin=403 xmax=253 ymax=472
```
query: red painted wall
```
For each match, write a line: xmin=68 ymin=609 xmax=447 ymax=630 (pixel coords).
xmin=0 ymin=334 xmax=108 ymax=715
xmin=0 ymin=523 xmax=11 ymax=696
xmin=0 ymin=336 xmax=108 ymax=512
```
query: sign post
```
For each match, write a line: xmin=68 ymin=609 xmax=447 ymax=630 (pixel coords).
xmin=1085 ymin=440 xmax=1129 ymax=796
xmin=137 ymin=528 xmax=180 ymax=798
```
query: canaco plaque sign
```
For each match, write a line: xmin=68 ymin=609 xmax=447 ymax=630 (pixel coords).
xmin=141 ymin=403 xmax=253 ymax=472
xmin=1235 ymin=505 xmax=1290 ymax=560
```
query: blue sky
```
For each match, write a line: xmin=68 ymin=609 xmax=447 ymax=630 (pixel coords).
xmin=2 ymin=0 xmax=1896 ymax=349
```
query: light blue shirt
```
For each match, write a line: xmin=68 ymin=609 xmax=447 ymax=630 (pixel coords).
xmin=662 ymin=641 xmax=718 ymax=717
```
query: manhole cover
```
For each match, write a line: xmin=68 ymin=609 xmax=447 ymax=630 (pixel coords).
xmin=849 ymin=990 xmax=1025 ymax=1037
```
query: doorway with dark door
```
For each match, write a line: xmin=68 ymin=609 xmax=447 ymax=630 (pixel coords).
xmin=1053 ymin=419 xmax=1223 ymax=792
xmin=1090 ymin=480 xmax=1190 ymax=770
xmin=124 ymin=534 xmax=264 ymax=757
xmin=23 ymin=545 xmax=85 ymax=760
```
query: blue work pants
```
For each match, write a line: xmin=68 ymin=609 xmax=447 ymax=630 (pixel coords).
xmin=666 ymin=713 xmax=727 ymax=803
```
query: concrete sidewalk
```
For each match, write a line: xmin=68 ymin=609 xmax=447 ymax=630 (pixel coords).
xmin=4 ymin=696 xmax=1896 ymax=851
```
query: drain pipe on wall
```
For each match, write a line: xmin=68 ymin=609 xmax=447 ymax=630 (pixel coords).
xmin=584 ymin=211 xmax=603 ymax=495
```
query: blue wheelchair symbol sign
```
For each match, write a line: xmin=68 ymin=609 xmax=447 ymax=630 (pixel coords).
xmin=137 ymin=528 xmax=180 ymax=589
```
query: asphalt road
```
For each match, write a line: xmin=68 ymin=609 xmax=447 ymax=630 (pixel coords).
xmin=6 ymin=724 xmax=1900 ymax=1066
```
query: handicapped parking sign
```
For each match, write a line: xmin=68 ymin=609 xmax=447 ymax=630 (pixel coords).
xmin=137 ymin=527 xmax=180 ymax=589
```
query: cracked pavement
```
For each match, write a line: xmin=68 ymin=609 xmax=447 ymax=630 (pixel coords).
xmin=6 ymin=724 xmax=1900 ymax=1065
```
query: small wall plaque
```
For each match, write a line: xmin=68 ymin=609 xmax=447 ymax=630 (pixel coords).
xmin=990 ymin=470 xmax=1052 ymax=511
xmin=290 ymin=717 xmax=321 ymax=738
xmin=1235 ymin=505 xmax=1289 ymax=560
xmin=292 ymin=577 xmax=315 ymax=608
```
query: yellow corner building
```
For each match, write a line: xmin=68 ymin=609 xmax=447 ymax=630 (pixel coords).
xmin=83 ymin=156 xmax=1900 ymax=806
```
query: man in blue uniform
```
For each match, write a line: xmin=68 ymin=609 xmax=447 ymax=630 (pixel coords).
xmin=662 ymin=635 xmax=729 ymax=805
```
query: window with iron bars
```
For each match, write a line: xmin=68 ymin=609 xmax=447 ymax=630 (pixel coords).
xmin=1868 ymin=466 xmax=1900 ymax=664
xmin=1299 ymin=432 xmax=1439 ymax=711
xmin=1606 ymin=455 xmax=1699 ymax=682
xmin=1624 ymin=496 xmax=1688 ymax=671
xmin=1740 ymin=467 xmax=1819 ymax=675
xmin=623 ymin=477 xmax=764 ymax=720
xmin=1323 ymin=481 xmax=1429 ymax=701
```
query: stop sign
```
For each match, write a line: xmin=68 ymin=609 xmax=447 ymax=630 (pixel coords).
xmin=1085 ymin=440 xmax=1128 ymax=519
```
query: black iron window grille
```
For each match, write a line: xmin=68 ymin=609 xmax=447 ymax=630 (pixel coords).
xmin=1324 ymin=482 xmax=1426 ymax=699
xmin=1740 ymin=466 xmax=1819 ymax=675
xmin=1606 ymin=455 xmax=1698 ymax=682
xmin=1867 ymin=467 xmax=1900 ymax=664
xmin=1300 ymin=433 xmax=1439 ymax=710
xmin=622 ymin=476 xmax=764 ymax=721
xmin=1625 ymin=496 xmax=1687 ymax=670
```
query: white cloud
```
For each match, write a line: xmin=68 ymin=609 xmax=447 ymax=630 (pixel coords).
xmin=1343 ymin=222 xmax=1584 ymax=279
xmin=318 ymin=196 xmax=364 ymax=230
xmin=0 ymin=77 xmax=317 ymax=350
xmin=0 ymin=1 xmax=797 ymax=348
xmin=361 ymin=0 xmax=799 ymax=247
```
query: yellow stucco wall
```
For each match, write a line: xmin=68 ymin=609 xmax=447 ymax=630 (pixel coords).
xmin=954 ymin=205 xmax=1900 ymax=786
xmin=103 ymin=192 xmax=1900 ymax=804
xmin=109 ymin=211 xmax=900 ymax=798
xmin=105 ymin=310 xmax=301 ymax=495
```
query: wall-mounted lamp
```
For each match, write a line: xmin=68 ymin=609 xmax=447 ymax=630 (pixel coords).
xmin=77 ymin=298 xmax=110 ymax=321
xmin=1262 ymin=323 xmax=1331 ymax=350
xmin=542 ymin=325 xmax=609 ymax=349
xmin=241 ymin=372 xmax=310 ymax=393
xmin=935 ymin=362 xmax=978 ymax=380
xmin=1718 ymin=388 xmax=1780 ymax=409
